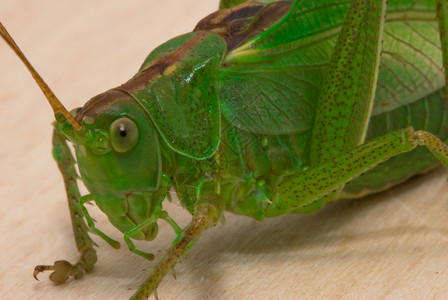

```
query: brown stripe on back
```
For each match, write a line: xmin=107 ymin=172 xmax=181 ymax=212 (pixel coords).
xmin=198 ymin=3 xmax=264 ymax=25
xmin=76 ymin=89 xmax=129 ymax=121
xmin=119 ymin=31 xmax=211 ymax=91
xmin=194 ymin=1 xmax=292 ymax=51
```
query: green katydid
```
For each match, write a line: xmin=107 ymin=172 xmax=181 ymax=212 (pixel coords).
xmin=2 ymin=0 xmax=448 ymax=299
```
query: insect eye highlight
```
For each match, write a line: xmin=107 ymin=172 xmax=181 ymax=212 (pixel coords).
xmin=110 ymin=117 xmax=139 ymax=153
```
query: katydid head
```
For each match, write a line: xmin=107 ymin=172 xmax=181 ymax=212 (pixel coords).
xmin=72 ymin=90 xmax=161 ymax=193
xmin=69 ymin=90 xmax=166 ymax=240
xmin=0 ymin=23 xmax=168 ymax=241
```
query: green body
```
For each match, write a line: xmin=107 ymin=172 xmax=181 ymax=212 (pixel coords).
xmin=64 ymin=0 xmax=447 ymax=234
xmin=9 ymin=0 xmax=448 ymax=298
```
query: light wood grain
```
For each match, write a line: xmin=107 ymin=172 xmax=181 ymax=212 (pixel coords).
xmin=1 ymin=1 xmax=448 ymax=299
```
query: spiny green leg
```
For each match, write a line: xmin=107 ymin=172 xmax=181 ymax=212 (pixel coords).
xmin=269 ymin=128 xmax=448 ymax=213
xmin=310 ymin=0 xmax=386 ymax=165
xmin=307 ymin=0 xmax=386 ymax=201
xmin=80 ymin=195 xmax=121 ymax=249
xmin=33 ymin=129 xmax=97 ymax=284
xmin=130 ymin=196 xmax=222 ymax=300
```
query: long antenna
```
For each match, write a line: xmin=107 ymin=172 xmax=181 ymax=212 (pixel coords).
xmin=0 ymin=22 xmax=82 ymax=131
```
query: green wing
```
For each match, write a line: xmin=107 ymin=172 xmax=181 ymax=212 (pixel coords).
xmin=218 ymin=0 xmax=443 ymax=134
xmin=375 ymin=1 xmax=442 ymax=115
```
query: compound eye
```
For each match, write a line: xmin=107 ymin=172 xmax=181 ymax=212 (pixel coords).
xmin=110 ymin=117 xmax=139 ymax=153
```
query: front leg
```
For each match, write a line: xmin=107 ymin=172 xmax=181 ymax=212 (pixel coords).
xmin=33 ymin=128 xmax=97 ymax=284
xmin=130 ymin=195 xmax=222 ymax=300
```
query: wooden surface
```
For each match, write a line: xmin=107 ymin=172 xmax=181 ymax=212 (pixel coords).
xmin=1 ymin=1 xmax=448 ymax=299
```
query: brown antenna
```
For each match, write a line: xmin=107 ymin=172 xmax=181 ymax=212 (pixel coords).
xmin=0 ymin=22 xmax=82 ymax=131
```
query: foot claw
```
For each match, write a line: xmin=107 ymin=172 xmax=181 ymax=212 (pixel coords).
xmin=33 ymin=248 xmax=97 ymax=285
xmin=33 ymin=266 xmax=43 ymax=281
xmin=33 ymin=260 xmax=75 ymax=285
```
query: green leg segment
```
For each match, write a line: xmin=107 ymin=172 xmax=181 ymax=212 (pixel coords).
xmin=310 ymin=0 xmax=386 ymax=165
xmin=159 ymin=210 xmax=183 ymax=235
xmin=123 ymin=219 xmax=157 ymax=261
xmin=33 ymin=129 xmax=98 ymax=284
xmin=268 ymin=128 xmax=448 ymax=214
xmin=307 ymin=0 xmax=386 ymax=204
xmin=130 ymin=196 xmax=223 ymax=300
xmin=123 ymin=210 xmax=183 ymax=261
xmin=80 ymin=195 xmax=121 ymax=249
